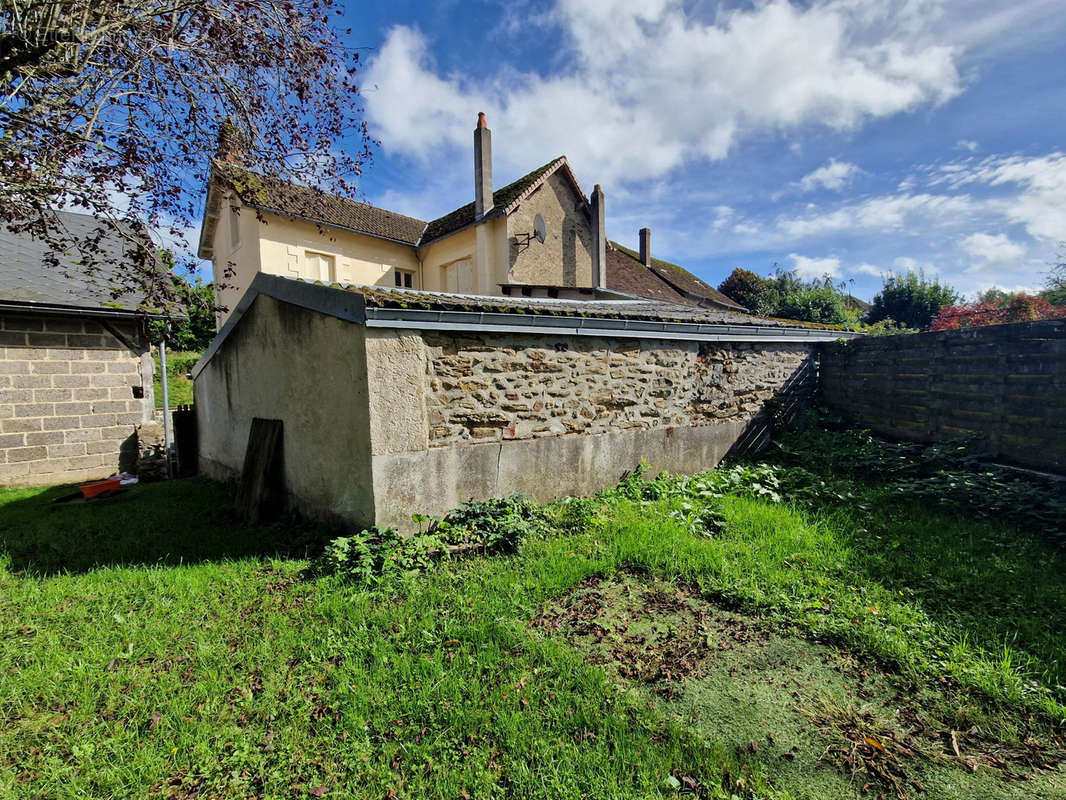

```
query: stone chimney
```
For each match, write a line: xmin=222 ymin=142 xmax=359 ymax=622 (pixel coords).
xmin=639 ymin=227 xmax=651 ymax=267
xmin=216 ymin=117 xmax=247 ymax=164
xmin=474 ymin=112 xmax=493 ymax=219
xmin=591 ymin=184 xmax=606 ymax=289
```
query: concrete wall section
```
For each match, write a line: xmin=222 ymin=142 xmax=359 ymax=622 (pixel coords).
xmin=820 ymin=320 xmax=1066 ymax=473
xmin=195 ymin=294 xmax=375 ymax=525
xmin=0 ymin=312 xmax=153 ymax=486
xmin=371 ymin=420 xmax=751 ymax=530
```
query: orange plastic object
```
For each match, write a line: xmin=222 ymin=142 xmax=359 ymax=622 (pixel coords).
xmin=80 ymin=478 xmax=121 ymax=499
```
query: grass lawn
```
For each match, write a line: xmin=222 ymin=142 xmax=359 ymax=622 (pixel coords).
xmin=1 ymin=452 xmax=1064 ymax=798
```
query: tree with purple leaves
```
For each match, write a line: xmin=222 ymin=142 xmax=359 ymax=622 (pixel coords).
xmin=1 ymin=1 xmax=371 ymax=310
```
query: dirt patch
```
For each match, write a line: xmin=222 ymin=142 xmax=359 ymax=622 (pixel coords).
xmin=532 ymin=571 xmax=1066 ymax=800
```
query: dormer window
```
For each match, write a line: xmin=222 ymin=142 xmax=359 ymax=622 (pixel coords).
xmin=394 ymin=269 xmax=415 ymax=289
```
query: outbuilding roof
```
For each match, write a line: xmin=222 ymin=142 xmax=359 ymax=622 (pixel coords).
xmin=0 ymin=211 xmax=170 ymax=316
xmin=608 ymin=242 xmax=746 ymax=311
xmin=194 ymin=274 xmax=859 ymax=378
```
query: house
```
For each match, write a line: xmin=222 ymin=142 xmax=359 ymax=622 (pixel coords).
xmin=197 ymin=113 xmax=747 ymax=322
xmin=0 ymin=212 xmax=160 ymax=486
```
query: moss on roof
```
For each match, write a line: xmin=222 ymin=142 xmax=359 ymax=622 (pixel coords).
xmin=420 ymin=157 xmax=567 ymax=244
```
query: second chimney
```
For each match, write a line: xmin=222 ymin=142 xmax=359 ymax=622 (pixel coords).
xmin=474 ymin=112 xmax=493 ymax=219
xmin=639 ymin=227 xmax=651 ymax=267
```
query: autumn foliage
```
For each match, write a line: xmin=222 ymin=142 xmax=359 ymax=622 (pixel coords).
xmin=928 ymin=295 xmax=1066 ymax=331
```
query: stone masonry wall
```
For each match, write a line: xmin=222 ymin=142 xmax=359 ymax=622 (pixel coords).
xmin=423 ymin=331 xmax=815 ymax=447
xmin=0 ymin=312 xmax=153 ymax=486
xmin=820 ymin=320 xmax=1066 ymax=473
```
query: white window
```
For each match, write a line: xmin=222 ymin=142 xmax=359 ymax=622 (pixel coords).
xmin=394 ymin=269 xmax=415 ymax=289
xmin=304 ymin=251 xmax=335 ymax=282
xmin=445 ymin=259 xmax=473 ymax=293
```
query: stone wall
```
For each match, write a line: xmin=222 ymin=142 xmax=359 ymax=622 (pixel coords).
xmin=820 ymin=320 xmax=1066 ymax=473
xmin=423 ymin=332 xmax=815 ymax=447
xmin=507 ymin=170 xmax=593 ymax=288
xmin=367 ymin=328 xmax=817 ymax=529
xmin=0 ymin=311 xmax=154 ymax=486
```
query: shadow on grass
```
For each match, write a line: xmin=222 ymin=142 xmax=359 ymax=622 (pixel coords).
xmin=0 ymin=477 xmax=339 ymax=575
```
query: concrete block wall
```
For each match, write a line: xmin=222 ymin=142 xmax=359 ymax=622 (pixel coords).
xmin=0 ymin=312 xmax=154 ymax=486
xmin=820 ymin=320 xmax=1066 ymax=473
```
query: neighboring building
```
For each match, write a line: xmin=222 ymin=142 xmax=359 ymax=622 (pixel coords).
xmin=193 ymin=274 xmax=856 ymax=530
xmin=198 ymin=113 xmax=747 ymax=324
xmin=0 ymin=212 xmax=160 ymax=486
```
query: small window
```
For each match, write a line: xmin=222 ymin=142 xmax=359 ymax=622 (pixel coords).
xmin=394 ymin=269 xmax=414 ymax=289
xmin=304 ymin=251 xmax=335 ymax=282
xmin=228 ymin=203 xmax=241 ymax=252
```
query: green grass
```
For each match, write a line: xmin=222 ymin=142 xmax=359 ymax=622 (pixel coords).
xmin=151 ymin=350 xmax=200 ymax=409
xmin=1 ymin=464 xmax=1064 ymax=798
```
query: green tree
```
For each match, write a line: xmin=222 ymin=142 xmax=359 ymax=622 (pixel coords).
xmin=775 ymin=280 xmax=852 ymax=325
xmin=867 ymin=271 xmax=960 ymax=330
xmin=149 ymin=253 xmax=216 ymax=350
xmin=1041 ymin=258 xmax=1066 ymax=306
xmin=717 ymin=268 xmax=776 ymax=314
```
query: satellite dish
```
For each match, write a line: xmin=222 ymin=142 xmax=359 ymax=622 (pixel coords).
xmin=533 ymin=214 xmax=546 ymax=244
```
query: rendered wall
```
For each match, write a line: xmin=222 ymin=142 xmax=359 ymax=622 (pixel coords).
xmin=195 ymin=294 xmax=375 ymax=525
xmin=0 ymin=312 xmax=153 ymax=486
xmin=820 ymin=320 xmax=1066 ymax=473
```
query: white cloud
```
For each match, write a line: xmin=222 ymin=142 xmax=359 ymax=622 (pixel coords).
xmin=779 ymin=191 xmax=977 ymax=238
xmin=928 ymin=152 xmax=1066 ymax=241
xmin=798 ymin=159 xmax=861 ymax=192
xmin=960 ymin=232 xmax=1026 ymax=270
xmin=789 ymin=253 xmax=842 ymax=279
xmin=853 ymin=263 xmax=884 ymax=276
xmin=364 ymin=1 xmax=962 ymax=186
xmin=956 ymin=139 xmax=979 ymax=152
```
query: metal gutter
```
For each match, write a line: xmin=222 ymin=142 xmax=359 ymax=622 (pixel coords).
xmin=0 ymin=300 xmax=161 ymax=319
xmin=363 ymin=307 xmax=856 ymax=343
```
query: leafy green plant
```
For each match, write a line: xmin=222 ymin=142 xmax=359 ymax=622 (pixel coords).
xmin=316 ymin=495 xmax=547 ymax=585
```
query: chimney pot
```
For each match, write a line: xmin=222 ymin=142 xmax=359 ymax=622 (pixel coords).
xmin=477 ymin=111 xmax=488 ymax=129
xmin=639 ymin=227 xmax=651 ymax=267
xmin=591 ymin=185 xmax=606 ymax=289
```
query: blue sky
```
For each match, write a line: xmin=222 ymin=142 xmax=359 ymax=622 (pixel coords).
xmin=336 ymin=0 xmax=1065 ymax=301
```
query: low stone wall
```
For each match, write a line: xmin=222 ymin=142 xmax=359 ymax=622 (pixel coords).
xmin=820 ymin=320 xmax=1066 ymax=473
xmin=368 ymin=328 xmax=817 ymax=529
xmin=0 ymin=311 xmax=154 ymax=486
xmin=423 ymin=332 xmax=814 ymax=445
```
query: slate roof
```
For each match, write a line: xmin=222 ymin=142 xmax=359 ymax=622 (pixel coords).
xmin=218 ymin=164 xmax=427 ymax=245
xmin=421 ymin=157 xmax=568 ymax=244
xmin=0 ymin=211 xmax=169 ymax=315
xmin=608 ymin=242 xmax=747 ymax=311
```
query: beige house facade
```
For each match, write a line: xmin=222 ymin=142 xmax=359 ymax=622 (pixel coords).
xmin=198 ymin=114 xmax=745 ymax=324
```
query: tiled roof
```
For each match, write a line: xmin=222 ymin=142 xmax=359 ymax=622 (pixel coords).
xmin=0 ymin=211 xmax=170 ymax=314
xmin=421 ymin=157 xmax=567 ymax=244
xmin=219 ymin=163 xmax=428 ymax=246
xmin=610 ymin=242 xmax=746 ymax=311
xmin=605 ymin=244 xmax=692 ymax=305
